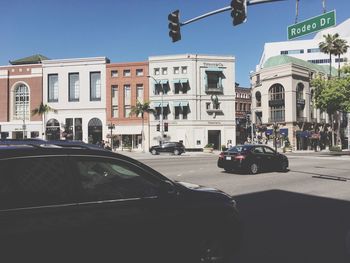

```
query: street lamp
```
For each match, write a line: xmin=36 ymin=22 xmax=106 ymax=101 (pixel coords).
xmin=147 ymin=75 xmax=164 ymax=144
xmin=108 ymin=122 xmax=115 ymax=150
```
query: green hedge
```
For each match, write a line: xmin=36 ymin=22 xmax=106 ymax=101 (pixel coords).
xmin=329 ymin=146 xmax=342 ymax=152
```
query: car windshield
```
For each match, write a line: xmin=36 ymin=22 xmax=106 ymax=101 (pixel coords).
xmin=228 ymin=146 xmax=250 ymax=153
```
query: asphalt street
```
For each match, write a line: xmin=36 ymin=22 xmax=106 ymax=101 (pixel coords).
xmin=119 ymin=151 xmax=350 ymax=263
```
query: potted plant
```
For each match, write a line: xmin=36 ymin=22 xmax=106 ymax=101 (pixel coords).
xmin=203 ymin=143 xmax=214 ymax=153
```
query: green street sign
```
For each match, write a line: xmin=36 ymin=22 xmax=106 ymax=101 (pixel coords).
xmin=288 ymin=10 xmax=336 ymax=40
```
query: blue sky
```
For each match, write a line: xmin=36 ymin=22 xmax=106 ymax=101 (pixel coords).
xmin=1 ymin=0 xmax=349 ymax=87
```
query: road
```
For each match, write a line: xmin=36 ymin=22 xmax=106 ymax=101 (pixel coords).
xmin=134 ymin=153 xmax=350 ymax=263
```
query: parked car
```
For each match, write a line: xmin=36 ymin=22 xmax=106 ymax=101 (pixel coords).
xmin=149 ymin=141 xmax=186 ymax=155
xmin=0 ymin=143 xmax=240 ymax=262
xmin=218 ymin=144 xmax=289 ymax=174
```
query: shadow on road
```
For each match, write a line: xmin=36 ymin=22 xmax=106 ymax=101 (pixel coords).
xmin=234 ymin=190 xmax=350 ymax=263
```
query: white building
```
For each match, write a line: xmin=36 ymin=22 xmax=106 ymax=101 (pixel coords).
xmin=42 ymin=57 xmax=109 ymax=144
xmin=148 ymin=54 xmax=236 ymax=150
xmin=258 ymin=18 xmax=350 ymax=70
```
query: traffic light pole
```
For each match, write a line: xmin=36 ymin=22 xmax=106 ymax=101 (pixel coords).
xmin=179 ymin=0 xmax=285 ymax=27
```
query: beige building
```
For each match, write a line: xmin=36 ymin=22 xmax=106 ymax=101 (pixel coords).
xmin=251 ymin=55 xmax=335 ymax=151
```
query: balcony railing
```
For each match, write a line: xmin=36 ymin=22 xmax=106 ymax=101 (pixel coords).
xmin=205 ymin=84 xmax=223 ymax=94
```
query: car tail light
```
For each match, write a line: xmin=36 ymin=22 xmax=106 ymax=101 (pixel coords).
xmin=234 ymin=155 xmax=246 ymax=161
xmin=219 ymin=152 xmax=224 ymax=159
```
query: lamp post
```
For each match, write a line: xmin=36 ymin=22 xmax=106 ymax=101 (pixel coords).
xmin=108 ymin=123 xmax=115 ymax=150
xmin=147 ymin=75 xmax=164 ymax=144
xmin=273 ymin=122 xmax=279 ymax=152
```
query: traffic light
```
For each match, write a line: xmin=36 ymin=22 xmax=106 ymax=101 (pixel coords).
xmin=164 ymin=122 xmax=168 ymax=132
xmin=231 ymin=0 xmax=247 ymax=26
xmin=156 ymin=124 xmax=160 ymax=132
xmin=168 ymin=10 xmax=181 ymax=42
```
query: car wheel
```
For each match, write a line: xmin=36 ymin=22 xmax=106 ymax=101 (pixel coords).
xmin=174 ymin=149 xmax=180 ymax=155
xmin=280 ymin=161 xmax=288 ymax=172
xmin=249 ymin=163 xmax=259 ymax=174
xmin=151 ymin=149 xmax=157 ymax=155
xmin=198 ymin=237 xmax=226 ymax=263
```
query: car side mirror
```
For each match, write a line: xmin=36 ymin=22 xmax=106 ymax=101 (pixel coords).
xmin=160 ymin=180 xmax=177 ymax=195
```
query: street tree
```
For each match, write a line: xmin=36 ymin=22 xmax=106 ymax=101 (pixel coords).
xmin=319 ymin=33 xmax=339 ymax=78
xmin=333 ymin=38 xmax=349 ymax=78
xmin=311 ymin=76 xmax=350 ymax=147
xmin=31 ymin=102 xmax=57 ymax=139
xmin=130 ymin=101 xmax=155 ymax=152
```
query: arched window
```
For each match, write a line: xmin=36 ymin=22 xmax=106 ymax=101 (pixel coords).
xmin=255 ymin=91 xmax=261 ymax=107
xmin=268 ymin=84 xmax=285 ymax=122
xmin=13 ymin=84 xmax=29 ymax=120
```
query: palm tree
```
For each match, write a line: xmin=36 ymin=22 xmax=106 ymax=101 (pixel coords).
xmin=319 ymin=33 xmax=339 ymax=78
xmin=32 ymin=102 xmax=57 ymax=139
xmin=333 ymin=38 xmax=349 ymax=78
xmin=130 ymin=101 xmax=154 ymax=152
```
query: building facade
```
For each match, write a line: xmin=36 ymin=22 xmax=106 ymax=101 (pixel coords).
xmin=106 ymin=62 xmax=149 ymax=150
xmin=251 ymin=55 xmax=334 ymax=151
xmin=235 ymin=85 xmax=251 ymax=144
xmin=258 ymin=18 xmax=350 ymax=71
xmin=148 ymin=54 xmax=236 ymax=150
xmin=42 ymin=57 xmax=108 ymax=144
xmin=0 ymin=55 xmax=44 ymax=139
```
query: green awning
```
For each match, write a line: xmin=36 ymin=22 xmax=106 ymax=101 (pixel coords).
xmin=173 ymin=101 xmax=181 ymax=107
xmin=181 ymin=101 xmax=189 ymax=107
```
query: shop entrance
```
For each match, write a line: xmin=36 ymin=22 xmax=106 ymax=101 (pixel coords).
xmin=208 ymin=130 xmax=221 ymax=150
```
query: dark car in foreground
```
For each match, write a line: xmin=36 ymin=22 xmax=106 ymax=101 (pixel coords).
xmin=218 ymin=144 xmax=289 ymax=174
xmin=0 ymin=143 xmax=239 ymax=263
xmin=150 ymin=141 xmax=185 ymax=155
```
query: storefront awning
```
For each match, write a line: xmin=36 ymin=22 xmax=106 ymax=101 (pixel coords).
xmin=296 ymin=131 xmax=310 ymax=138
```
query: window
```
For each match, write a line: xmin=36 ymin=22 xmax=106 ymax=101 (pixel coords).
xmin=269 ymin=84 xmax=285 ymax=122
xmin=112 ymin=85 xmax=118 ymax=118
xmin=90 ymin=72 xmax=101 ymax=101
xmin=48 ymin=74 xmax=58 ymax=102
xmin=280 ymin=49 xmax=304 ymax=55
xmin=264 ymin=147 xmax=275 ymax=154
xmin=154 ymin=68 xmax=160 ymax=75
xmin=161 ymin=68 xmax=167 ymax=75
xmin=307 ymin=48 xmax=320 ymax=53
xmin=74 ymin=118 xmax=82 ymax=141
xmin=205 ymin=70 xmax=224 ymax=93
xmin=123 ymin=69 xmax=131 ymax=77
xmin=124 ymin=85 xmax=131 ymax=105
xmin=174 ymin=83 xmax=181 ymax=94
xmin=13 ymin=84 xmax=29 ymax=120
xmin=72 ymin=157 xmax=159 ymax=202
xmin=173 ymin=67 xmax=179 ymax=74
xmin=206 ymin=102 xmax=211 ymax=110
xmin=0 ymin=157 xmax=74 ymax=209
xmin=111 ymin=70 xmax=118 ymax=77
xmin=308 ymin=59 xmax=331 ymax=64
xmin=175 ymin=106 xmax=181 ymax=119
xmin=136 ymin=69 xmax=143 ymax=76
xmin=256 ymin=91 xmax=261 ymax=107
xmin=181 ymin=66 xmax=187 ymax=74
xmin=69 ymin=73 xmax=79 ymax=101
xmin=136 ymin=85 xmax=144 ymax=103
xmin=124 ymin=105 xmax=131 ymax=118
xmin=182 ymin=106 xmax=189 ymax=119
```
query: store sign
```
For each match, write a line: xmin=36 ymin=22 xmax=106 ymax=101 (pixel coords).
xmin=288 ymin=10 xmax=336 ymax=40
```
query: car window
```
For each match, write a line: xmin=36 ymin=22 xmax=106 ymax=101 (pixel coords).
xmin=71 ymin=157 xmax=160 ymax=202
xmin=228 ymin=146 xmax=250 ymax=153
xmin=264 ymin=147 xmax=275 ymax=154
xmin=253 ymin=147 xmax=264 ymax=154
xmin=0 ymin=157 xmax=74 ymax=209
